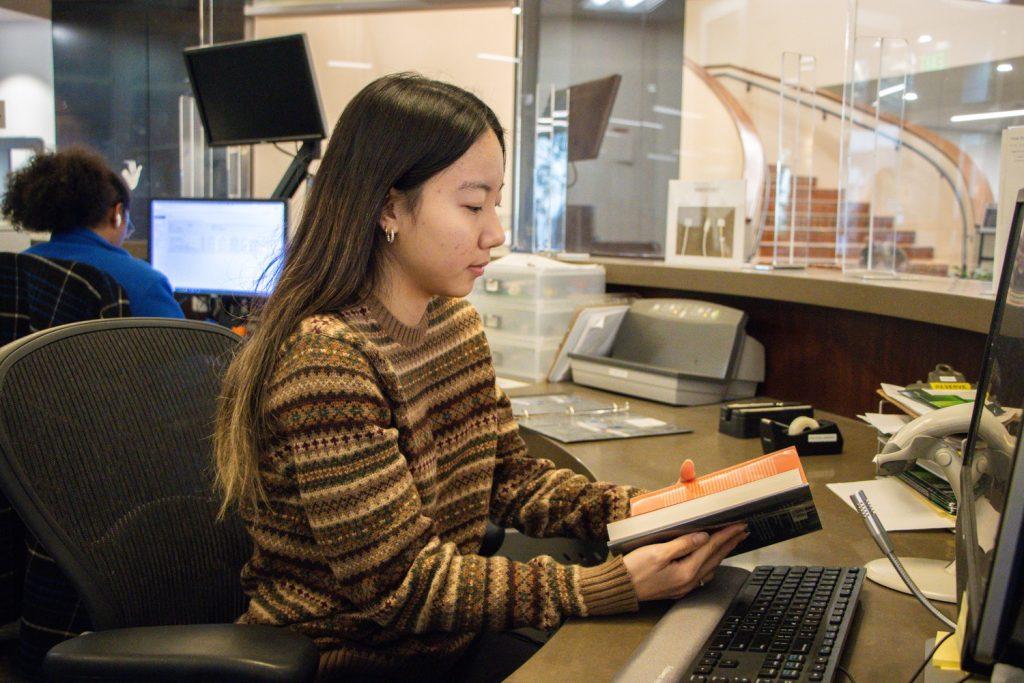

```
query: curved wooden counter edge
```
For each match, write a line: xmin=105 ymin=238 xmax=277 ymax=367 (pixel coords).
xmin=595 ymin=257 xmax=995 ymax=334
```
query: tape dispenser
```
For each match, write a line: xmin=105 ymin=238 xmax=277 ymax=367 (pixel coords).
xmin=759 ymin=413 xmax=843 ymax=455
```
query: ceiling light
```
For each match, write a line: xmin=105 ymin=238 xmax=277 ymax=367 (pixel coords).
xmin=327 ymin=60 xmax=372 ymax=70
xmin=589 ymin=0 xmax=613 ymax=5
xmin=476 ymin=52 xmax=519 ymax=64
xmin=877 ymin=82 xmax=906 ymax=98
xmin=917 ymin=34 xmax=933 ymax=44
xmin=622 ymin=0 xmax=646 ymax=7
xmin=997 ymin=63 xmax=1014 ymax=73
xmin=903 ymin=92 xmax=918 ymax=101
xmin=609 ymin=116 xmax=663 ymax=130
xmin=511 ymin=6 xmax=521 ymax=14
xmin=950 ymin=108 xmax=1024 ymax=123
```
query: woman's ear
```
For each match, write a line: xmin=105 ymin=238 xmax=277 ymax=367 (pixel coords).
xmin=107 ymin=202 xmax=123 ymax=229
xmin=378 ymin=188 xmax=401 ymax=235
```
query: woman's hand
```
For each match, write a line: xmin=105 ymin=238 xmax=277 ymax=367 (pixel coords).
xmin=622 ymin=523 xmax=749 ymax=601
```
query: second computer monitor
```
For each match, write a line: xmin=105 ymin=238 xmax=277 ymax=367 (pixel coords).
xmin=149 ymin=198 xmax=286 ymax=297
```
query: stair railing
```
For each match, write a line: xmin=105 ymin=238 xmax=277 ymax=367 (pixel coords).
xmin=705 ymin=63 xmax=994 ymax=272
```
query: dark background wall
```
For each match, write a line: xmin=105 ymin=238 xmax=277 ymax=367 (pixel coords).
xmin=52 ymin=0 xmax=243 ymax=240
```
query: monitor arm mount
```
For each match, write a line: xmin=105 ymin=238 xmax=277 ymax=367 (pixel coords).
xmin=272 ymin=139 xmax=322 ymax=200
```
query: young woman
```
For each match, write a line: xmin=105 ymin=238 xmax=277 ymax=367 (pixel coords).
xmin=213 ymin=73 xmax=747 ymax=681
xmin=1 ymin=147 xmax=183 ymax=318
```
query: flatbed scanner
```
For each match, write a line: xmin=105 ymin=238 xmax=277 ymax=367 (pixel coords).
xmin=568 ymin=299 xmax=764 ymax=405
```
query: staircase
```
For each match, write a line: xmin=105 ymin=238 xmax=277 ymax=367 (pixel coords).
xmin=758 ymin=166 xmax=950 ymax=276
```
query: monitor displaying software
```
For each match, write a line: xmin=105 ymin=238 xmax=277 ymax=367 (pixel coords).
xmin=149 ymin=198 xmax=286 ymax=297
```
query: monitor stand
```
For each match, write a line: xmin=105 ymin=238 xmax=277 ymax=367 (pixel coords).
xmin=272 ymin=140 xmax=322 ymax=200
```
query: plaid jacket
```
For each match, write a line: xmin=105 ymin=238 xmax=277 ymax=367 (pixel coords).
xmin=0 ymin=252 xmax=131 ymax=344
xmin=0 ymin=252 xmax=132 ymax=678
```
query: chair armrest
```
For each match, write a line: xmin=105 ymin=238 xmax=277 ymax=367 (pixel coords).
xmin=44 ymin=623 xmax=318 ymax=682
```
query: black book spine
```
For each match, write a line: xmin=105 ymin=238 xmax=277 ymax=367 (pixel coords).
xmin=609 ymin=485 xmax=821 ymax=555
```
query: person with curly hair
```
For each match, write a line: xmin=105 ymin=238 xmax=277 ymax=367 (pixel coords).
xmin=1 ymin=147 xmax=183 ymax=317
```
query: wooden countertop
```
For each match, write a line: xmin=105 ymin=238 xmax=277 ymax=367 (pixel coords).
xmin=593 ymin=257 xmax=995 ymax=333
xmin=506 ymin=384 xmax=956 ymax=682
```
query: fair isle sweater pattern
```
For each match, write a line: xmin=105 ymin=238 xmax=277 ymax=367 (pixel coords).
xmin=237 ymin=296 xmax=641 ymax=676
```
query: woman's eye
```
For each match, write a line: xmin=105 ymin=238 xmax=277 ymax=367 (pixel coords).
xmin=466 ymin=206 xmax=483 ymax=214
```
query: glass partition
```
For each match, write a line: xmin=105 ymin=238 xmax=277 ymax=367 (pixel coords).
xmin=682 ymin=0 xmax=1024 ymax=279
xmin=514 ymin=0 xmax=684 ymax=258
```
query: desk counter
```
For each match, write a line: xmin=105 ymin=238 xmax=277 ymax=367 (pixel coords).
xmin=594 ymin=257 xmax=993 ymax=334
xmin=507 ymin=385 xmax=956 ymax=682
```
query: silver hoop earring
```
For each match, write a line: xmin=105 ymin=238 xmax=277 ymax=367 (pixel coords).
xmin=386 ymin=229 xmax=395 ymax=244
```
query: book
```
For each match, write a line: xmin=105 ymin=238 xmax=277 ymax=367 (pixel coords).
xmin=606 ymin=447 xmax=821 ymax=555
xmin=896 ymin=465 xmax=957 ymax=516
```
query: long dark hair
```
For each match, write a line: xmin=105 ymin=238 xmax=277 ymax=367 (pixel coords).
xmin=1 ymin=146 xmax=130 ymax=233
xmin=214 ymin=73 xmax=504 ymax=516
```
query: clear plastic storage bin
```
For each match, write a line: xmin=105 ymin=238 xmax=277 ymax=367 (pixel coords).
xmin=471 ymin=254 xmax=604 ymax=302
xmin=470 ymin=296 xmax=604 ymax=338
xmin=486 ymin=331 xmax=562 ymax=382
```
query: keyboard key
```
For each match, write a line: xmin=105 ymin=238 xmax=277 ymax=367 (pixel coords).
xmin=790 ymin=640 xmax=812 ymax=654
xmin=757 ymin=668 xmax=778 ymax=678
xmin=690 ymin=676 xmax=707 ymax=683
xmin=720 ymin=660 xmax=739 ymax=668
xmin=696 ymin=665 xmax=713 ymax=674
xmin=819 ymin=646 xmax=832 ymax=655
xmin=809 ymin=673 xmax=824 ymax=681
xmin=780 ymin=670 xmax=800 ymax=680
xmin=711 ymin=677 xmax=732 ymax=683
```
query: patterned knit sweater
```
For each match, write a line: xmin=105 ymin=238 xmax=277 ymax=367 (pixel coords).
xmin=237 ymin=296 xmax=642 ymax=677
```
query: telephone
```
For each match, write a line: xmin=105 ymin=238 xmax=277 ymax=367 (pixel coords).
xmin=874 ymin=402 xmax=1014 ymax=504
xmin=869 ymin=402 xmax=1015 ymax=602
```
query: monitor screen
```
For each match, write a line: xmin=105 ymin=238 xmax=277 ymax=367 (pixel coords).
xmin=566 ymin=74 xmax=621 ymax=162
xmin=184 ymin=34 xmax=326 ymax=146
xmin=149 ymin=198 xmax=286 ymax=297
xmin=959 ymin=190 xmax=1024 ymax=672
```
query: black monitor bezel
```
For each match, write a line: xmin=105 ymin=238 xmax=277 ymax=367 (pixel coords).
xmin=960 ymin=190 xmax=1024 ymax=673
xmin=147 ymin=196 xmax=288 ymax=298
xmin=183 ymin=33 xmax=327 ymax=147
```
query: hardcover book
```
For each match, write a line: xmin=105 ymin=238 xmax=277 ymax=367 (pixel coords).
xmin=607 ymin=447 xmax=822 ymax=555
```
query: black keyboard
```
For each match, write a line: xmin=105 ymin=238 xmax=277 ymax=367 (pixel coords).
xmin=684 ymin=565 xmax=864 ymax=683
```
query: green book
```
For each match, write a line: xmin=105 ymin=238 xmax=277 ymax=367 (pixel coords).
xmin=897 ymin=465 xmax=957 ymax=515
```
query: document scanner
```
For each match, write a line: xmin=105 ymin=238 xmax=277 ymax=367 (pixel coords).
xmin=568 ymin=299 xmax=764 ymax=405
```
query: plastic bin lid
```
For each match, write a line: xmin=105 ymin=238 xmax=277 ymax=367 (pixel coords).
xmin=484 ymin=253 xmax=604 ymax=273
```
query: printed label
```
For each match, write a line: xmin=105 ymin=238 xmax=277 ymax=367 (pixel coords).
xmin=808 ymin=433 xmax=837 ymax=443
xmin=608 ymin=368 xmax=629 ymax=378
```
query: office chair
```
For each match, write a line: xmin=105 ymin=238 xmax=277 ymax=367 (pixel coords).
xmin=0 ymin=318 xmax=317 ymax=681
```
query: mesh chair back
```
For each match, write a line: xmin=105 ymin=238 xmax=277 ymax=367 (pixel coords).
xmin=0 ymin=318 xmax=249 ymax=630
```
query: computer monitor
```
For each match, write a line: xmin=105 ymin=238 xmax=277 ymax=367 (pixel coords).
xmin=149 ymin=198 xmax=287 ymax=297
xmin=958 ymin=189 xmax=1024 ymax=673
xmin=566 ymin=74 xmax=621 ymax=162
xmin=184 ymin=34 xmax=326 ymax=147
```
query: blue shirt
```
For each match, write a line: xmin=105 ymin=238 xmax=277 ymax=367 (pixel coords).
xmin=24 ymin=228 xmax=184 ymax=318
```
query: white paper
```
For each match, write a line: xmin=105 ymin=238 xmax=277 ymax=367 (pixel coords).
xmin=827 ymin=478 xmax=954 ymax=531
xmin=857 ymin=412 xmax=911 ymax=435
xmin=624 ymin=417 xmax=667 ymax=428
xmin=496 ymin=376 xmax=529 ymax=390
